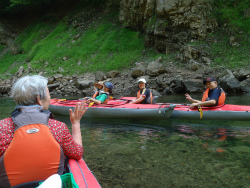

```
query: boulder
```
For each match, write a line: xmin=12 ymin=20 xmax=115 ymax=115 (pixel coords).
xmin=76 ymin=78 xmax=94 ymax=90
xmin=107 ymin=70 xmax=119 ymax=78
xmin=219 ymin=69 xmax=242 ymax=93
xmin=182 ymin=79 xmax=203 ymax=93
xmin=48 ymin=77 xmax=55 ymax=84
xmin=131 ymin=62 xmax=146 ymax=78
xmin=233 ymin=69 xmax=250 ymax=82
xmin=147 ymin=57 xmax=165 ymax=76
xmin=170 ymin=79 xmax=184 ymax=93
xmin=47 ymin=82 xmax=60 ymax=91
xmin=53 ymin=74 xmax=63 ymax=82
xmin=95 ymin=71 xmax=106 ymax=81
xmin=240 ymin=78 xmax=250 ymax=93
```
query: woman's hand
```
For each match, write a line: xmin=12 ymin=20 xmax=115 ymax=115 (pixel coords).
xmin=69 ymin=101 xmax=87 ymax=125
xmin=69 ymin=102 xmax=87 ymax=147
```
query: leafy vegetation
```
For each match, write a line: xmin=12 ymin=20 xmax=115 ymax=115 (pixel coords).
xmin=0 ymin=44 xmax=6 ymax=52
xmin=0 ymin=12 xmax=163 ymax=78
xmin=212 ymin=0 xmax=250 ymax=33
xmin=208 ymin=0 xmax=250 ymax=68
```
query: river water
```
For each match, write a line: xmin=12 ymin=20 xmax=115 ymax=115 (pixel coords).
xmin=1 ymin=94 xmax=250 ymax=188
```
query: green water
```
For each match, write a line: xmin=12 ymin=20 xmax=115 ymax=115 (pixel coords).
xmin=1 ymin=94 xmax=250 ymax=188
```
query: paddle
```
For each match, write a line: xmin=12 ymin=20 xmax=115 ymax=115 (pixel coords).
xmin=198 ymin=105 xmax=203 ymax=119
xmin=88 ymin=102 xmax=95 ymax=107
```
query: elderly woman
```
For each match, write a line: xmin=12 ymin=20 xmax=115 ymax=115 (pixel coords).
xmin=0 ymin=75 xmax=87 ymax=188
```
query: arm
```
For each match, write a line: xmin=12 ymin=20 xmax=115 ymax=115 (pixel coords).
xmin=88 ymin=98 xmax=102 ymax=105
xmin=130 ymin=95 xmax=145 ymax=104
xmin=185 ymin=93 xmax=200 ymax=103
xmin=49 ymin=119 xmax=84 ymax=160
xmin=69 ymin=102 xmax=88 ymax=147
xmin=0 ymin=118 xmax=14 ymax=158
xmin=189 ymin=99 xmax=216 ymax=109
xmin=88 ymin=94 xmax=107 ymax=105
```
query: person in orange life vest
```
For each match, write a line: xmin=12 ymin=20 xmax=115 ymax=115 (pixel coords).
xmin=185 ymin=77 xmax=226 ymax=109
xmin=130 ymin=78 xmax=151 ymax=104
xmin=0 ymin=75 xmax=87 ymax=187
xmin=88 ymin=82 xmax=113 ymax=105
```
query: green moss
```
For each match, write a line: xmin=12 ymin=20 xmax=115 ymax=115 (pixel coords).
xmin=0 ymin=11 xmax=162 ymax=77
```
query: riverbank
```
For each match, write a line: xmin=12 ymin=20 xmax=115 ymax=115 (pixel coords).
xmin=1 ymin=56 xmax=250 ymax=98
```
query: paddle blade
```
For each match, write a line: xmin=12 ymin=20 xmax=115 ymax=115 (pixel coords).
xmin=198 ymin=107 xmax=203 ymax=119
xmin=89 ymin=102 xmax=95 ymax=107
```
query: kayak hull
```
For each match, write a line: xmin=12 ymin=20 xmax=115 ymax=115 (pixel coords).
xmin=171 ymin=104 xmax=250 ymax=121
xmin=68 ymin=158 xmax=101 ymax=188
xmin=172 ymin=110 xmax=250 ymax=121
xmin=49 ymin=99 xmax=175 ymax=120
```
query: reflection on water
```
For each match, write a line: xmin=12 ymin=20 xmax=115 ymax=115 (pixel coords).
xmin=1 ymin=94 xmax=250 ymax=187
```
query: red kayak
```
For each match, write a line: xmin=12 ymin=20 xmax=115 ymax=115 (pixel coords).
xmin=49 ymin=98 xmax=175 ymax=120
xmin=171 ymin=103 xmax=250 ymax=121
xmin=120 ymin=97 xmax=250 ymax=121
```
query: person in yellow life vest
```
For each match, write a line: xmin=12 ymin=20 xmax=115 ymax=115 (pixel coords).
xmin=130 ymin=78 xmax=153 ymax=104
xmin=88 ymin=82 xmax=113 ymax=105
xmin=185 ymin=77 xmax=226 ymax=109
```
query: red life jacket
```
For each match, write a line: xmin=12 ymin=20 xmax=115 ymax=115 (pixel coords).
xmin=0 ymin=106 xmax=64 ymax=188
xmin=201 ymin=88 xmax=226 ymax=106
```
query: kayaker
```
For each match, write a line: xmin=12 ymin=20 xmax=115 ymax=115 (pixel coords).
xmin=130 ymin=78 xmax=153 ymax=104
xmin=92 ymin=81 xmax=104 ymax=98
xmin=0 ymin=75 xmax=87 ymax=187
xmin=87 ymin=82 xmax=113 ymax=105
xmin=185 ymin=77 xmax=226 ymax=109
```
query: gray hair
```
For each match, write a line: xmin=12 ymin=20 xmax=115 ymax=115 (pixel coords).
xmin=11 ymin=75 xmax=48 ymax=105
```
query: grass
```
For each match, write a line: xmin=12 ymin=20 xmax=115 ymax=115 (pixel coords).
xmin=0 ymin=44 xmax=6 ymax=52
xmin=212 ymin=0 xmax=250 ymax=34
xmin=0 ymin=12 xmax=163 ymax=78
xmin=1 ymin=1 xmax=250 ymax=79
xmin=209 ymin=35 xmax=250 ymax=68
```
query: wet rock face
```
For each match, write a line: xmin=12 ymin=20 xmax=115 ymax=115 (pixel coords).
xmin=119 ymin=0 xmax=216 ymax=53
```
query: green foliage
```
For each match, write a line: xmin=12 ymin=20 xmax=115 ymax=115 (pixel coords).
xmin=0 ymin=44 xmax=7 ymax=52
xmin=15 ymin=22 xmax=55 ymax=53
xmin=0 ymin=12 xmax=161 ymax=77
xmin=209 ymin=35 xmax=250 ymax=68
xmin=212 ymin=0 xmax=250 ymax=33
xmin=0 ymin=51 xmax=27 ymax=79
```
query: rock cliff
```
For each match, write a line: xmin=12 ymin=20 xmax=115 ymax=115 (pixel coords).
xmin=119 ymin=0 xmax=217 ymax=53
